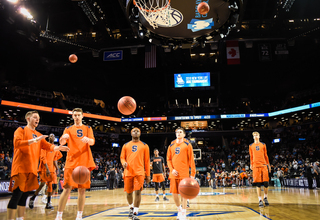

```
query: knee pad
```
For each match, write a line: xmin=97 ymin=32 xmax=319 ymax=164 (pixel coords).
xmin=52 ymin=184 xmax=57 ymax=191
xmin=7 ymin=188 xmax=23 ymax=209
xmin=161 ymin=182 xmax=165 ymax=191
xmin=17 ymin=192 xmax=29 ymax=207
xmin=263 ymin=181 xmax=269 ymax=188
xmin=255 ymin=182 xmax=262 ymax=188
xmin=155 ymin=183 xmax=159 ymax=191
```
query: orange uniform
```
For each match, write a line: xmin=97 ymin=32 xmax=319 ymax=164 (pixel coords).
xmin=10 ymin=126 xmax=55 ymax=192
xmin=38 ymin=149 xmax=63 ymax=192
xmin=62 ymin=125 xmax=95 ymax=188
xmin=249 ymin=142 xmax=270 ymax=183
xmin=120 ymin=141 xmax=150 ymax=193
xmin=167 ymin=140 xmax=196 ymax=194
xmin=63 ymin=125 xmax=95 ymax=170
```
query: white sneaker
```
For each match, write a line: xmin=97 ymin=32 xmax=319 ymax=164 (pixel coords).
xmin=42 ymin=195 xmax=47 ymax=204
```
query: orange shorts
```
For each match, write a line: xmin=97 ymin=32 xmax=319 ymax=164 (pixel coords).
xmin=124 ymin=175 xmax=145 ymax=194
xmin=39 ymin=171 xmax=56 ymax=183
xmin=170 ymin=178 xmax=182 ymax=194
xmin=63 ymin=168 xmax=91 ymax=189
xmin=253 ymin=166 xmax=269 ymax=183
xmin=152 ymin=173 xmax=165 ymax=183
xmin=9 ymin=173 xmax=39 ymax=192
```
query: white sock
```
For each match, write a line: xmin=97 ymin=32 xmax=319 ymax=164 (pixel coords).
xmin=163 ymin=193 xmax=166 ymax=197
xmin=16 ymin=218 xmax=24 ymax=220
xmin=133 ymin=207 xmax=139 ymax=214
xmin=77 ymin=211 xmax=83 ymax=217
xmin=258 ymin=196 xmax=262 ymax=201
xmin=129 ymin=203 xmax=133 ymax=208
xmin=156 ymin=194 xmax=159 ymax=197
xmin=264 ymin=194 xmax=267 ymax=199
xmin=178 ymin=205 xmax=182 ymax=212
xmin=56 ymin=212 xmax=63 ymax=218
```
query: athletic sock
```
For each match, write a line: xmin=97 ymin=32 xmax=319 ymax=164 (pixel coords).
xmin=16 ymin=217 xmax=24 ymax=220
xmin=264 ymin=194 xmax=267 ymax=199
xmin=47 ymin=196 xmax=51 ymax=204
xmin=77 ymin=211 xmax=83 ymax=218
xmin=258 ymin=196 xmax=262 ymax=201
xmin=163 ymin=193 xmax=166 ymax=197
xmin=133 ymin=207 xmax=139 ymax=215
xmin=56 ymin=212 xmax=63 ymax=218
xmin=129 ymin=203 xmax=133 ymax=208
xmin=156 ymin=194 xmax=159 ymax=197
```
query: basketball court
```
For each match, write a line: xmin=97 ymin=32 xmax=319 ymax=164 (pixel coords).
xmin=0 ymin=186 xmax=319 ymax=220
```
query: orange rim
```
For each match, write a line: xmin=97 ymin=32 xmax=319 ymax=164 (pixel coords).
xmin=133 ymin=0 xmax=171 ymax=13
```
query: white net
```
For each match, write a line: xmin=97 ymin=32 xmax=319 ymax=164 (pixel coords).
xmin=133 ymin=0 xmax=171 ymax=29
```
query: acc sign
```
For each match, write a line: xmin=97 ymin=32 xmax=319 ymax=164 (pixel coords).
xmin=103 ymin=50 xmax=123 ymax=61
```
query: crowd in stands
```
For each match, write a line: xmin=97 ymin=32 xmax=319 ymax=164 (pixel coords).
xmin=1 ymin=82 xmax=320 ymax=190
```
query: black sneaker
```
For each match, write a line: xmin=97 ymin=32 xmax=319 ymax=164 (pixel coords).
xmin=128 ymin=207 xmax=134 ymax=218
xmin=155 ymin=196 xmax=160 ymax=202
xmin=187 ymin=200 xmax=190 ymax=208
xmin=264 ymin=197 xmax=269 ymax=206
xmin=163 ymin=196 xmax=169 ymax=201
xmin=259 ymin=200 xmax=264 ymax=207
xmin=45 ymin=203 xmax=54 ymax=210
xmin=29 ymin=198 xmax=35 ymax=209
xmin=132 ymin=213 xmax=140 ymax=220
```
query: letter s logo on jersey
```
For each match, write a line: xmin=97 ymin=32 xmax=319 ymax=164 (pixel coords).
xmin=132 ymin=145 xmax=138 ymax=152
xmin=77 ymin=129 xmax=83 ymax=138
xmin=32 ymin=134 xmax=37 ymax=139
xmin=175 ymin=147 xmax=180 ymax=155
xmin=255 ymin=146 xmax=260 ymax=151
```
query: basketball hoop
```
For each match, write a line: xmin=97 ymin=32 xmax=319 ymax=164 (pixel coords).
xmin=133 ymin=0 xmax=171 ymax=29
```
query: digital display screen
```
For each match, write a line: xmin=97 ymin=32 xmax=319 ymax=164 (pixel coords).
xmin=272 ymin=138 xmax=281 ymax=143
xmin=112 ymin=143 xmax=120 ymax=147
xmin=174 ymin=72 xmax=210 ymax=88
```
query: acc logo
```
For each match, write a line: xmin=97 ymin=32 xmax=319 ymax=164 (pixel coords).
xmin=187 ymin=18 xmax=214 ymax=32
xmin=156 ymin=8 xmax=183 ymax=27
xmin=103 ymin=50 xmax=123 ymax=61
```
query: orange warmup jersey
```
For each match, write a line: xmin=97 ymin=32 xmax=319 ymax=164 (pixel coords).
xmin=167 ymin=140 xmax=196 ymax=179
xmin=12 ymin=126 xmax=55 ymax=177
xmin=120 ymin=141 xmax=150 ymax=177
xmin=249 ymin=142 xmax=269 ymax=168
xmin=39 ymin=149 xmax=63 ymax=173
xmin=63 ymin=125 xmax=96 ymax=171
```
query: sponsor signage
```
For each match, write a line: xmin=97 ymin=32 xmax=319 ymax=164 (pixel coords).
xmin=103 ymin=50 xmax=123 ymax=61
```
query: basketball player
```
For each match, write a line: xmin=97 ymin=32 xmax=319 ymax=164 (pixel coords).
xmin=29 ymin=133 xmax=63 ymax=209
xmin=167 ymin=128 xmax=196 ymax=220
xmin=151 ymin=148 xmax=169 ymax=202
xmin=55 ymin=108 xmax=96 ymax=220
xmin=120 ymin=127 xmax=150 ymax=220
xmin=249 ymin=131 xmax=271 ymax=207
xmin=7 ymin=111 xmax=69 ymax=220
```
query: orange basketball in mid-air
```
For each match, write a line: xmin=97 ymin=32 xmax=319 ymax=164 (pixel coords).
xmin=197 ymin=2 xmax=210 ymax=15
xmin=72 ymin=166 xmax=90 ymax=184
xmin=117 ymin=96 xmax=136 ymax=115
xmin=69 ymin=54 xmax=78 ymax=63
xmin=178 ymin=177 xmax=200 ymax=200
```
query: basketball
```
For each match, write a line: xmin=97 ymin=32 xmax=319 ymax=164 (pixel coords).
xmin=72 ymin=166 xmax=90 ymax=184
xmin=178 ymin=177 xmax=200 ymax=200
xmin=117 ymin=96 xmax=137 ymax=115
xmin=197 ymin=2 xmax=210 ymax=15
xmin=69 ymin=54 xmax=78 ymax=63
